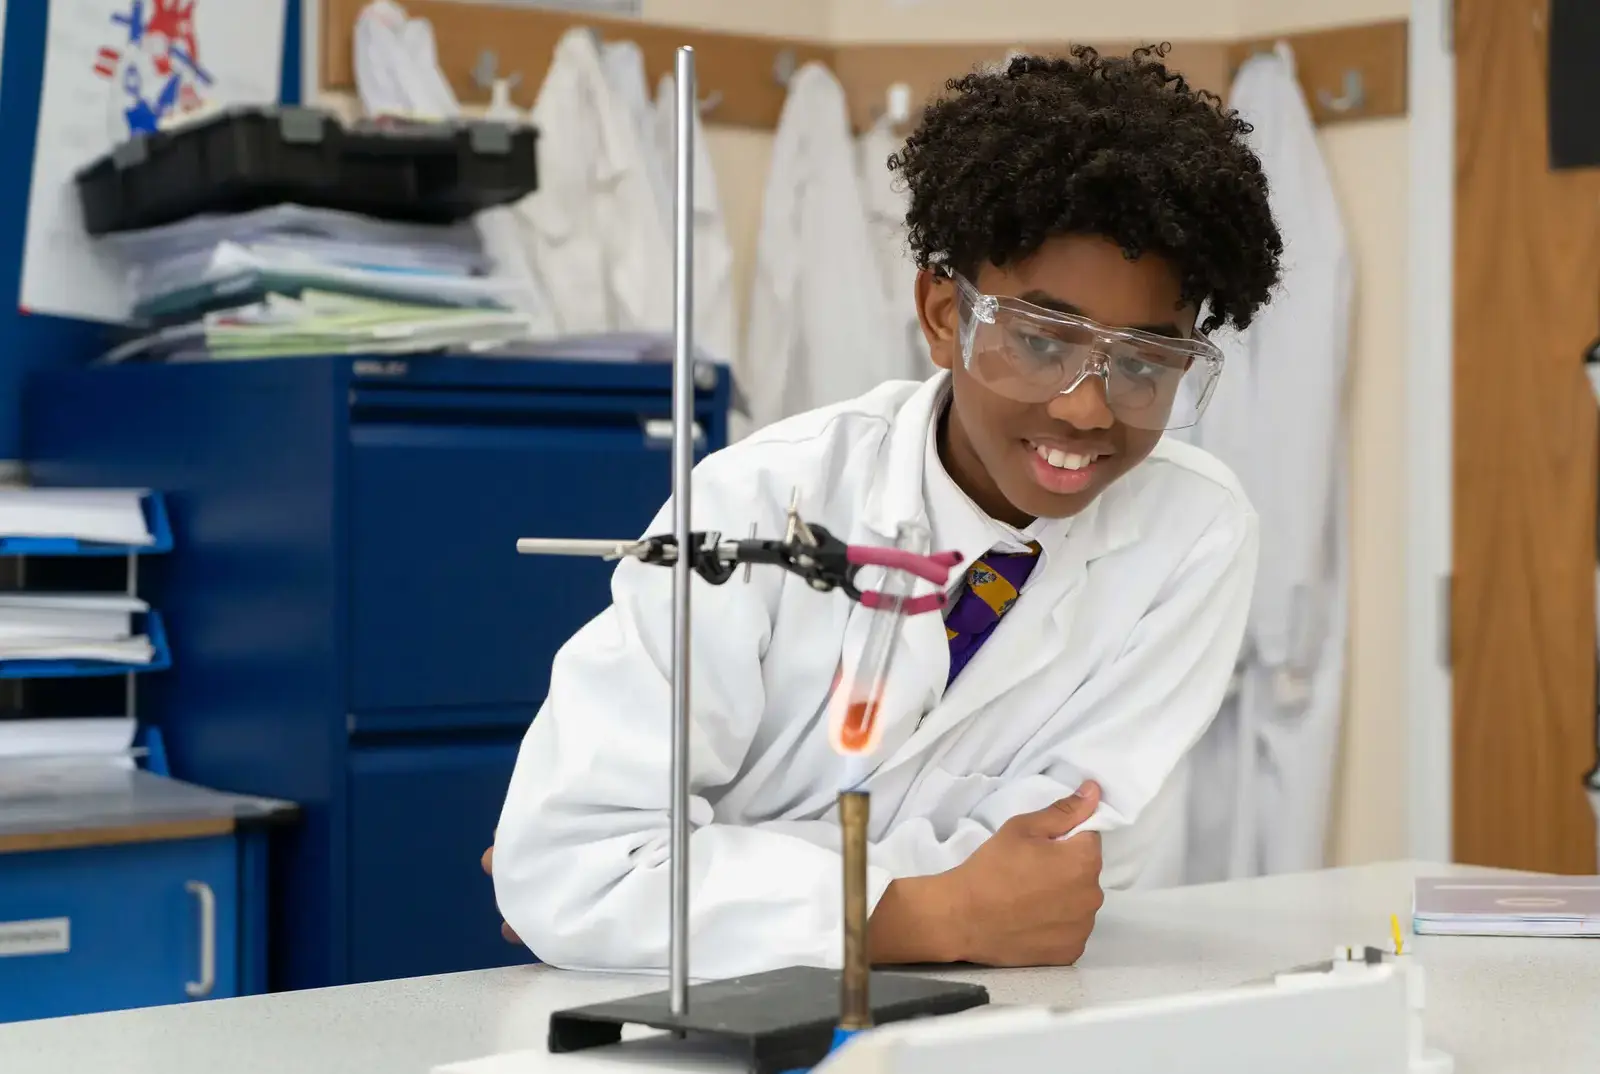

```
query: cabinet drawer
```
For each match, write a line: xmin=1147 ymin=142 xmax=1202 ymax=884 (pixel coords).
xmin=346 ymin=740 xmax=525 ymax=983
xmin=0 ymin=836 xmax=239 ymax=1022
xmin=348 ymin=418 xmax=701 ymax=713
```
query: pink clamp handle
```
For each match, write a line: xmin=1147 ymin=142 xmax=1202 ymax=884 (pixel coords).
xmin=846 ymin=545 xmax=962 ymax=587
xmin=859 ymin=590 xmax=948 ymax=615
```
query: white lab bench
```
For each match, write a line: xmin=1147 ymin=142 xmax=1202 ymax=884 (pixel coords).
xmin=0 ymin=861 xmax=1592 ymax=1074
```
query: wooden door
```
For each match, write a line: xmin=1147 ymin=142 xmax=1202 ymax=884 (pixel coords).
xmin=1453 ymin=0 xmax=1600 ymax=872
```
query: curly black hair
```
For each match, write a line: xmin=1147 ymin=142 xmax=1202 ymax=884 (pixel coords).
xmin=887 ymin=44 xmax=1282 ymax=334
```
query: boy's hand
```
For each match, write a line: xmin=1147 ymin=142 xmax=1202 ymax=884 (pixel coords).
xmin=481 ymin=844 xmax=522 ymax=945
xmin=872 ymin=782 xmax=1105 ymax=967
xmin=946 ymin=781 xmax=1105 ymax=966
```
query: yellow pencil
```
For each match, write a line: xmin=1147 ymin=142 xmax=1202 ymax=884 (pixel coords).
xmin=1390 ymin=913 xmax=1404 ymax=956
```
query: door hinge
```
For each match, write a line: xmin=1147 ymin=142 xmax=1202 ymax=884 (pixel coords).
xmin=1439 ymin=573 xmax=1453 ymax=667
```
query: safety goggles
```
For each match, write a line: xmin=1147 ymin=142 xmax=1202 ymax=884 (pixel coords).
xmin=949 ymin=272 xmax=1223 ymax=431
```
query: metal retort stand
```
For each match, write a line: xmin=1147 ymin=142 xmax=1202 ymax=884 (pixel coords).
xmin=527 ymin=44 xmax=988 ymax=1074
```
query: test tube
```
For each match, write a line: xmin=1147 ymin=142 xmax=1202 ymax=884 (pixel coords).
xmin=829 ymin=521 xmax=930 ymax=756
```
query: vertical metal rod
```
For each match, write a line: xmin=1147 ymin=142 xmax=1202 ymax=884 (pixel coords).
xmin=668 ymin=44 xmax=697 ymax=1019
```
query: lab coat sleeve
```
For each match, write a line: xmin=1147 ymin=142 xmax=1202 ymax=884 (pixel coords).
xmin=1040 ymin=494 xmax=1259 ymax=841
xmin=493 ymin=451 xmax=893 ymax=978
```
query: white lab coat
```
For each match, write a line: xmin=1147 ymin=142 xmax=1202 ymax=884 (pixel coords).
xmin=352 ymin=0 xmax=458 ymax=120
xmin=516 ymin=29 xmax=672 ymax=336
xmin=1183 ymin=44 xmax=1353 ymax=881
xmin=494 ymin=373 xmax=1258 ymax=977
xmin=602 ymin=42 xmax=672 ymax=228
xmin=857 ymin=117 xmax=930 ymax=378
xmin=654 ymin=74 xmax=738 ymax=371
xmin=744 ymin=64 xmax=911 ymax=432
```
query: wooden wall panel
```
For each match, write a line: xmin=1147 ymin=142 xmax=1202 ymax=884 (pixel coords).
xmin=1453 ymin=0 xmax=1600 ymax=873
xmin=831 ymin=41 xmax=1231 ymax=133
xmin=322 ymin=0 xmax=829 ymax=129
xmin=1227 ymin=20 xmax=1407 ymax=127
xmin=321 ymin=1 xmax=1403 ymax=131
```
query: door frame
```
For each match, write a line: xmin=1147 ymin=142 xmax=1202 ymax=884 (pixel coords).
xmin=1405 ymin=0 xmax=1455 ymax=863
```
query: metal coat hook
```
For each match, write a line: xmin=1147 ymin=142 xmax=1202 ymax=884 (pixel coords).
xmin=471 ymin=49 xmax=522 ymax=93
xmin=1316 ymin=69 xmax=1365 ymax=115
xmin=773 ymin=48 xmax=798 ymax=88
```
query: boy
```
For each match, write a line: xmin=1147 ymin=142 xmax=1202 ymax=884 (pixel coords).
xmin=489 ymin=45 xmax=1282 ymax=976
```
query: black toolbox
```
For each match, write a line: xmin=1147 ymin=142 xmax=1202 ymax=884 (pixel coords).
xmin=75 ymin=106 xmax=539 ymax=235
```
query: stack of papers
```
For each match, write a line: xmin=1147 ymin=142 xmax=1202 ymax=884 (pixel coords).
xmin=94 ymin=203 xmax=543 ymax=359
xmin=125 ymin=240 xmax=531 ymax=320
xmin=0 ymin=717 xmax=137 ymax=768
xmin=104 ymin=291 xmax=538 ymax=364
xmin=0 ymin=488 xmax=152 ymax=547
xmin=100 ymin=204 xmax=486 ymax=266
xmin=0 ymin=594 xmax=153 ymax=664
xmin=1413 ymin=876 xmax=1600 ymax=937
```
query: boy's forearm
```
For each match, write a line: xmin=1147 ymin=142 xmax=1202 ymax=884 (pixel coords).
xmin=869 ymin=872 xmax=968 ymax=965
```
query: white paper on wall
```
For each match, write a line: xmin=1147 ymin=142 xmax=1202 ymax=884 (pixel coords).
xmin=19 ymin=0 xmax=287 ymax=323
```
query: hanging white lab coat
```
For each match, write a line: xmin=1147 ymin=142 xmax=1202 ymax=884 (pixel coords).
xmin=516 ymin=29 xmax=672 ymax=336
xmin=1183 ymin=44 xmax=1353 ymax=882
xmin=857 ymin=117 xmax=930 ymax=379
xmin=352 ymin=0 xmax=459 ymax=120
xmin=602 ymin=42 xmax=673 ymax=228
xmin=744 ymin=64 xmax=910 ymax=432
xmin=654 ymin=74 xmax=738 ymax=371
xmin=493 ymin=373 xmax=1258 ymax=977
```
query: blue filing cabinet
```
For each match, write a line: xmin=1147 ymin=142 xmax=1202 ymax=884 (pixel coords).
xmin=23 ymin=355 xmax=730 ymax=990
xmin=0 ymin=768 xmax=294 ymax=1022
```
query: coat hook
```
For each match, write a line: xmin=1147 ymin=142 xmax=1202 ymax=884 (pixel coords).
xmin=471 ymin=49 xmax=499 ymax=89
xmin=773 ymin=48 xmax=798 ymax=88
xmin=471 ymin=49 xmax=522 ymax=93
xmin=1316 ymin=69 xmax=1365 ymax=115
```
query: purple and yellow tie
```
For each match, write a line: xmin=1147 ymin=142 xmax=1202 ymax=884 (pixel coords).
xmin=944 ymin=543 xmax=1042 ymax=686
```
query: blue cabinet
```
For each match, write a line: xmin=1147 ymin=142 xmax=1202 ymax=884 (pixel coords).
xmin=346 ymin=740 xmax=520 ymax=982
xmin=0 ymin=836 xmax=239 ymax=1021
xmin=0 ymin=768 xmax=291 ymax=1023
xmin=24 ymin=355 xmax=730 ymax=991
xmin=348 ymin=416 xmax=683 ymax=713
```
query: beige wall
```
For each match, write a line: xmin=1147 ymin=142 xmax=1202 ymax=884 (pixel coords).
xmin=1319 ymin=117 xmax=1409 ymax=866
xmin=641 ymin=0 xmax=829 ymax=37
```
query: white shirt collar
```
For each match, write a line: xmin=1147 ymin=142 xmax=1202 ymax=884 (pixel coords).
xmin=922 ymin=384 xmax=1072 ymax=580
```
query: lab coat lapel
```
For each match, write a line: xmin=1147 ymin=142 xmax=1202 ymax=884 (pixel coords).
xmin=872 ymin=492 xmax=1139 ymax=781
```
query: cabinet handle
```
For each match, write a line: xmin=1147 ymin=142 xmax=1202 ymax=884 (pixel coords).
xmin=185 ymin=880 xmax=216 ymax=998
xmin=642 ymin=418 xmax=704 ymax=446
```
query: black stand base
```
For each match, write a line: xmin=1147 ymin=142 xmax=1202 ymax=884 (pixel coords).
xmin=547 ymin=965 xmax=989 ymax=1074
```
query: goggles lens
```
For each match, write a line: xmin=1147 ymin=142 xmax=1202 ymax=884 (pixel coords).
xmin=951 ymin=273 xmax=1222 ymax=431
